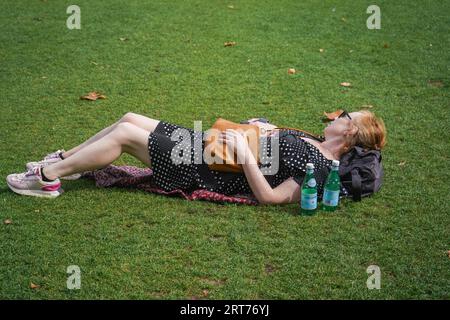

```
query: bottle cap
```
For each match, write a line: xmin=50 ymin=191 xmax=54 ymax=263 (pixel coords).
xmin=306 ymin=163 xmax=314 ymax=170
xmin=332 ymin=160 xmax=340 ymax=167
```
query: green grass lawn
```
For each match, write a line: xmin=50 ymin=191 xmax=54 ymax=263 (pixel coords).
xmin=0 ymin=0 xmax=449 ymax=299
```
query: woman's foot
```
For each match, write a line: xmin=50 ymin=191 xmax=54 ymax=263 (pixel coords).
xmin=6 ymin=167 xmax=63 ymax=198
xmin=26 ymin=150 xmax=82 ymax=180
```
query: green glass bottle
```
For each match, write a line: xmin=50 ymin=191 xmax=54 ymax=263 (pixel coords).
xmin=322 ymin=160 xmax=341 ymax=212
xmin=301 ymin=163 xmax=317 ymax=216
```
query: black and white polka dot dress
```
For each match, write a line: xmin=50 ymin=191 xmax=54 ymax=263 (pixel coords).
xmin=148 ymin=121 xmax=348 ymax=198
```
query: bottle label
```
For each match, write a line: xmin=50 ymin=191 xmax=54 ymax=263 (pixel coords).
xmin=323 ymin=189 xmax=340 ymax=207
xmin=301 ymin=192 xmax=317 ymax=210
xmin=307 ymin=179 xmax=316 ymax=188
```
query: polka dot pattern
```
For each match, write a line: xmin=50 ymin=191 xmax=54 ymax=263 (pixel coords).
xmin=148 ymin=122 xmax=349 ymax=198
xmin=148 ymin=122 xmax=199 ymax=192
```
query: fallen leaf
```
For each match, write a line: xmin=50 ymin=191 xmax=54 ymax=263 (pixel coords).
xmin=319 ymin=48 xmax=324 ymax=53
xmin=287 ymin=68 xmax=296 ymax=74
xmin=41 ymin=76 xmax=47 ymax=79
xmin=80 ymin=91 xmax=107 ymax=101
xmin=224 ymin=41 xmax=236 ymax=47
xmin=4 ymin=219 xmax=12 ymax=225
xmin=398 ymin=161 xmax=406 ymax=166
xmin=349 ymin=50 xmax=354 ymax=53
xmin=323 ymin=109 xmax=344 ymax=121
xmin=428 ymin=80 xmax=444 ymax=88
xmin=265 ymin=263 xmax=276 ymax=274
xmin=341 ymin=17 xmax=347 ymax=22
xmin=383 ymin=43 xmax=389 ymax=48
xmin=30 ymin=282 xmax=40 ymax=289
xmin=340 ymin=82 xmax=352 ymax=87
xmin=119 ymin=37 xmax=128 ymax=41
xmin=202 ymin=289 xmax=209 ymax=297
xmin=227 ymin=5 xmax=235 ymax=9
xmin=361 ymin=104 xmax=374 ymax=109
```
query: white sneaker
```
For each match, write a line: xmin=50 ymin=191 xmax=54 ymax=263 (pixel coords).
xmin=26 ymin=150 xmax=82 ymax=180
xmin=6 ymin=167 xmax=63 ymax=198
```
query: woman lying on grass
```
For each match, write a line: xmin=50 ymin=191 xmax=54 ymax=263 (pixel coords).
xmin=6 ymin=110 xmax=386 ymax=204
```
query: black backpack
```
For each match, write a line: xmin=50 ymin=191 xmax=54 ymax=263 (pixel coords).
xmin=337 ymin=146 xmax=383 ymax=201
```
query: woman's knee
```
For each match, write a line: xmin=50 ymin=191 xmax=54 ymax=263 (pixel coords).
xmin=113 ymin=122 xmax=150 ymax=148
xmin=118 ymin=112 xmax=159 ymax=132
xmin=119 ymin=112 xmax=140 ymax=125
xmin=112 ymin=122 xmax=140 ymax=144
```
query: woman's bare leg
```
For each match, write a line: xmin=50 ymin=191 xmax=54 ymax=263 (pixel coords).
xmin=62 ymin=112 xmax=160 ymax=158
xmin=43 ymin=122 xmax=151 ymax=180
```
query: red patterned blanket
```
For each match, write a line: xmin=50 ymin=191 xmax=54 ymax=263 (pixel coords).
xmin=82 ymin=165 xmax=258 ymax=205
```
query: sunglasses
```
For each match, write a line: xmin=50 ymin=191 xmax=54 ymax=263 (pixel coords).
xmin=338 ymin=110 xmax=352 ymax=120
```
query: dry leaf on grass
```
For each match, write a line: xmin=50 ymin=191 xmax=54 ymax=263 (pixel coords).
xmin=340 ymin=82 xmax=352 ymax=87
xmin=361 ymin=104 xmax=374 ymax=109
xmin=383 ymin=43 xmax=389 ymax=48
xmin=80 ymin=91 xmax=107 ymax=101
xmin=323 ymin=109 xmax=344 ymax=121
xmin=287 ymin=68 xmax=296 ymax=74
xmin=30 ymin=282 xmax=40 ymax=289
xmin=428 ymin=80 xmax=444 ymax=88
xmin=224 ymin=41 xmax=236 ymax=47
xmin=119 ymin=37 xmax=128 ymax=41
xmin=319 ymin=48 xmax=324 ymax=53
xmin=398 ymin=161 xmax=406 ymax=166
xmin=202 ymin=289 xmax=209 ymax=297
xmin=265 ymin=263 xmax=276 ymax=274
xmin=227 ymin=5 xmax=235 ymax=9
xmin=4 ymin=219 xmax=12 ymax=225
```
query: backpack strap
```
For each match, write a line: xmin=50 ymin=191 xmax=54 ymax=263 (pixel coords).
xmin=351 ymin=169 xmax=362 ymax=201
xmin=274 ymin=127 xmax=324 ymax=142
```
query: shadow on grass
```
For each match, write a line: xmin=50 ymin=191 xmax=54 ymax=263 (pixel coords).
xmin=0 ymin=187 xmax=13 ymax=196
xmin=59 ymin=178 xmax=99 ymax=192
xmin=0 ymin=179 xmax=329 ymax=217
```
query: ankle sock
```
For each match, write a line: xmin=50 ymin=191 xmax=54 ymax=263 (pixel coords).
xmin=40 ymin=167 xmax=56 ymax=182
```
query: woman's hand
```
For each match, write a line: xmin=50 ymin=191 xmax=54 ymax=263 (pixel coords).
xmin=218 ymin=129 xmax=251 ymax=163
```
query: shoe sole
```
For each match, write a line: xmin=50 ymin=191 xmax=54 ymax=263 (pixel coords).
xmin=7 ymin=181 xmax=62 ymax=198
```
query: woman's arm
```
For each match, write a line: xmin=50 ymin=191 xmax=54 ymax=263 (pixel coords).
xmin=242 ymin=152 xmax=300 ymax=204
xmin=221 ymin=129 xmax=300 ymax=205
